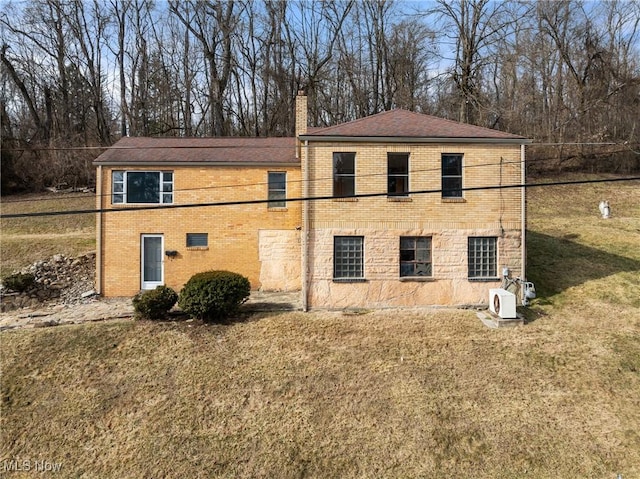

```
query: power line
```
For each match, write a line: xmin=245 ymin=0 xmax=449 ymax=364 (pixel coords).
xmin=2 ymin=141 xmax=639 ymax=152
xmin=0 ymin=153 xmax=617 ymax=204
xmin=2 ymin=176 xmax=638 ymax=219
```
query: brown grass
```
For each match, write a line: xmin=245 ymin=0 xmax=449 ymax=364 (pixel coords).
xmin=1 ymin=307 xmax=639 ymax=478
xmin=1 ymin=174 xmax=639 ymax=478
xmin=0 ymin=193 xmax=95 ymax=276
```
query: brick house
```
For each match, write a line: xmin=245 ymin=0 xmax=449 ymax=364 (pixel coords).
xmin=94 ymin=137 xmax=302 ymax=297
xmin=94 ymin=94 xmax=530 ymax=309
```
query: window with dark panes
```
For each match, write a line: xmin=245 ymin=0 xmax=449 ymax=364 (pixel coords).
xmin=268 ymin=172 xmax=286 ymax=208
xmin=111 ymin=171 xmax=173 ymax=204
xmin=186 ymin=233 xmax=208 ymax=247
xmin=442 ymin=154 xmax=463 ymax=198
xmin=388 ymin=153 xmax=409 ymax=196
xmin=333 ymin=236 xmax=364 ymax=279
xmin=333 ymin=153 xmax=355 ymax=197
xmin=468 ymin=237 xmax=497 ymax=279
xmin=400 ymin=237 xmax=432 ymax=277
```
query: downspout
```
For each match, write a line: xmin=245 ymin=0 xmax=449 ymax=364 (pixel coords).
xmin=520 ymin=144 xmax=526 ymax=287
xmin=302 ymin=140 xmax=310 ymax=312
xmin=96 ymin=165 xmax=103 ymax=295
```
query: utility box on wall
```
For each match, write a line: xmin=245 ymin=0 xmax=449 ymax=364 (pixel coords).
xmin=489 ymin=288 xmax=517 ymax=319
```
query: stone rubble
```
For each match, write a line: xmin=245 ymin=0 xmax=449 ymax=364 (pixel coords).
xmin=0 ymin=250 xmax=301 ymax=330
xmin=1 ymin=252 xmax=97 ymax=312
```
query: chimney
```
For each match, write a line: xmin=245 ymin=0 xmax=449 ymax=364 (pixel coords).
xmin=295 ymin=91 xmax=307 ymax=159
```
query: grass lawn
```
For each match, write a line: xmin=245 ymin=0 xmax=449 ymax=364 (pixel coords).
xmin=0 ymin=193 xmax=95 ymax=277
xmin=1 ymin=175 xmax=639 ymax=478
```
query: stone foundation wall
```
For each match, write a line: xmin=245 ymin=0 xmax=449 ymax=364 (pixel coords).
xmin=307 ymin=227 xmax=522 ymax=308
xmin=258 ymin=229 xmax=301 ymax=291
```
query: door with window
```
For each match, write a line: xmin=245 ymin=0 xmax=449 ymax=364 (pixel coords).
xmin=141 ymin=235 xmax=164 ymax=290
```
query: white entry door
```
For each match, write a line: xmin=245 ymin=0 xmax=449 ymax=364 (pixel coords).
xmin=141 ymin=234 xmax=164 ymax=290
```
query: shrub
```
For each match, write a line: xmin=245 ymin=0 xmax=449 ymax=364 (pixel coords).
xmin=132 ymin=285 xmax=178 ymax=320
xmin=2 ymin=272 xmax=36 ymax=293
xmin=178 ymin=270 xmax=250 ymax=322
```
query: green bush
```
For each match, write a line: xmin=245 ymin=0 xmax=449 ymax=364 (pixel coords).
xmin=132 ymin=285 xmax=178 ymax=320
xmin=2 ymin=272 xmax=36 ymax=292
xmin=178 ymin=270 xmax=250 ymax=322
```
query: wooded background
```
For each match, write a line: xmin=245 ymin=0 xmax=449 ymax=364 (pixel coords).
xmin=2 ymin=0 xmax=639 ymax=193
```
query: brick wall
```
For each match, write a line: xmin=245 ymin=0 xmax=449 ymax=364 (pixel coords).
xmin=98 ymin=165 xmax=301 ymax=297
xmin=304 ymin=141 xmax=525 ymax=308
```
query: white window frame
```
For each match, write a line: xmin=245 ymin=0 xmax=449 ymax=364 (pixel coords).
xmin=112 ymin=170 xmax=173 ymax=204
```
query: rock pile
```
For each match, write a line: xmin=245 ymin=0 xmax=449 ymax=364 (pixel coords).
xmin=1 ymin=252 xmax=96 ymax=312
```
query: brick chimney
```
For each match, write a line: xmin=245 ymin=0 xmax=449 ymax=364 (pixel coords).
xmin=295 ymin=91 xmax=307 ymax=159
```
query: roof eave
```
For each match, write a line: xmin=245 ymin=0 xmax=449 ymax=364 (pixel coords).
xmin=93 ymin=161 xmax=300 ymax=167
xmin=298 ymin=135 xmax=532 ymax=144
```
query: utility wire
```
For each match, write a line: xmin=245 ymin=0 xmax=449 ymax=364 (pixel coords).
xmin=2 ymin=141 xmax=639 ymax=152
xmin=0 ymin=154 xmax=612 ymax=204
xmin=2 ymin=176 xmax=638 ymax=219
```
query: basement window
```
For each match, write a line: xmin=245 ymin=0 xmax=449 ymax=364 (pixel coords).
xmin=333 ymin=236 xmax=364 ymax=281
xmin=400 ymin=237 xmax=432 ymax=277
xmin=468 ymin=237 xmax=497 ymax=279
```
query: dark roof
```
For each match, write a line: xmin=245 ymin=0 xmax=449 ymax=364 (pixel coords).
xmin=94 ymin=136 xmax=297 ymax=165
xmin=302 ymin=109 xmax=528 ymax=142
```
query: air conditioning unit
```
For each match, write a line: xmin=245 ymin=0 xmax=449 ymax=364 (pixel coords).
xmin=489 ymin=288 xmax=517 ymax=319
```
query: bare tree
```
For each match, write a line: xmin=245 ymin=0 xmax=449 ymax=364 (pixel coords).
xmin=424 ymin=0 xmax=511 ymax=124
xmin=169 ymin=0 xmax=240 ymax=136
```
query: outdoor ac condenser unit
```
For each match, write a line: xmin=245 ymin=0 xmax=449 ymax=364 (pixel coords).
xmin=489 ymin=288 xmax=517 ymax=319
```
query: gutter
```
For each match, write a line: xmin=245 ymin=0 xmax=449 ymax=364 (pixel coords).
xmin=301 ymin=140 xmax=309 ymax=312
xmin=96 ymin=165 xmax=103 ymax=295
xmin=299 ymin=135 xmax=532 ymax=145
xmin=521 ymin=144 xmax=527 ymax=287
xmin=93 ymin=161 xmax=299 ymax=168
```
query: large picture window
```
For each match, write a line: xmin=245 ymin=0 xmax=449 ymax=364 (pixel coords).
xmin=442 ymin=154 xmax=463 ymax=198
xmin=468 ymin=237 xmax=497 ymax=279
xmin=333 ymin=153 xmax=355 ymax=197
xmin=268 ymin=172 xmax=286 ymax=208
xmin=112 ymin=171 xmax=173 ymax=204
xmin=388 ymin=153 xmax=409 ymax=196
xmin=333 ymin=236 xmax=364 ymax=280
xmin=400 ymin=237 xmax=432 ymax=277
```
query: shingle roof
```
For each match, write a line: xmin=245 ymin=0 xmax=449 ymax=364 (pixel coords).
xmin=93 ymin=137 xmax=297 ymax=165
xmin=302 ymin=109 xmax=527 ymax=141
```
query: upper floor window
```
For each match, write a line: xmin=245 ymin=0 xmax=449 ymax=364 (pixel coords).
xmin=388 ymin=153 xmax=409 ymax=196
xmin=268 ymin=172 xmax=286 ymax=208
xmin=468 ymin=237 xmax=497 ymax=279
xmin=442 ymin=154 xmax=463 ymax=198
xmin=400 ymin=237 xmax=432 ymax=277
xmin=112 ymin=171 xmax=173 ymax=204
xmin=333 ymin=152 xmax=355 ymax=197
